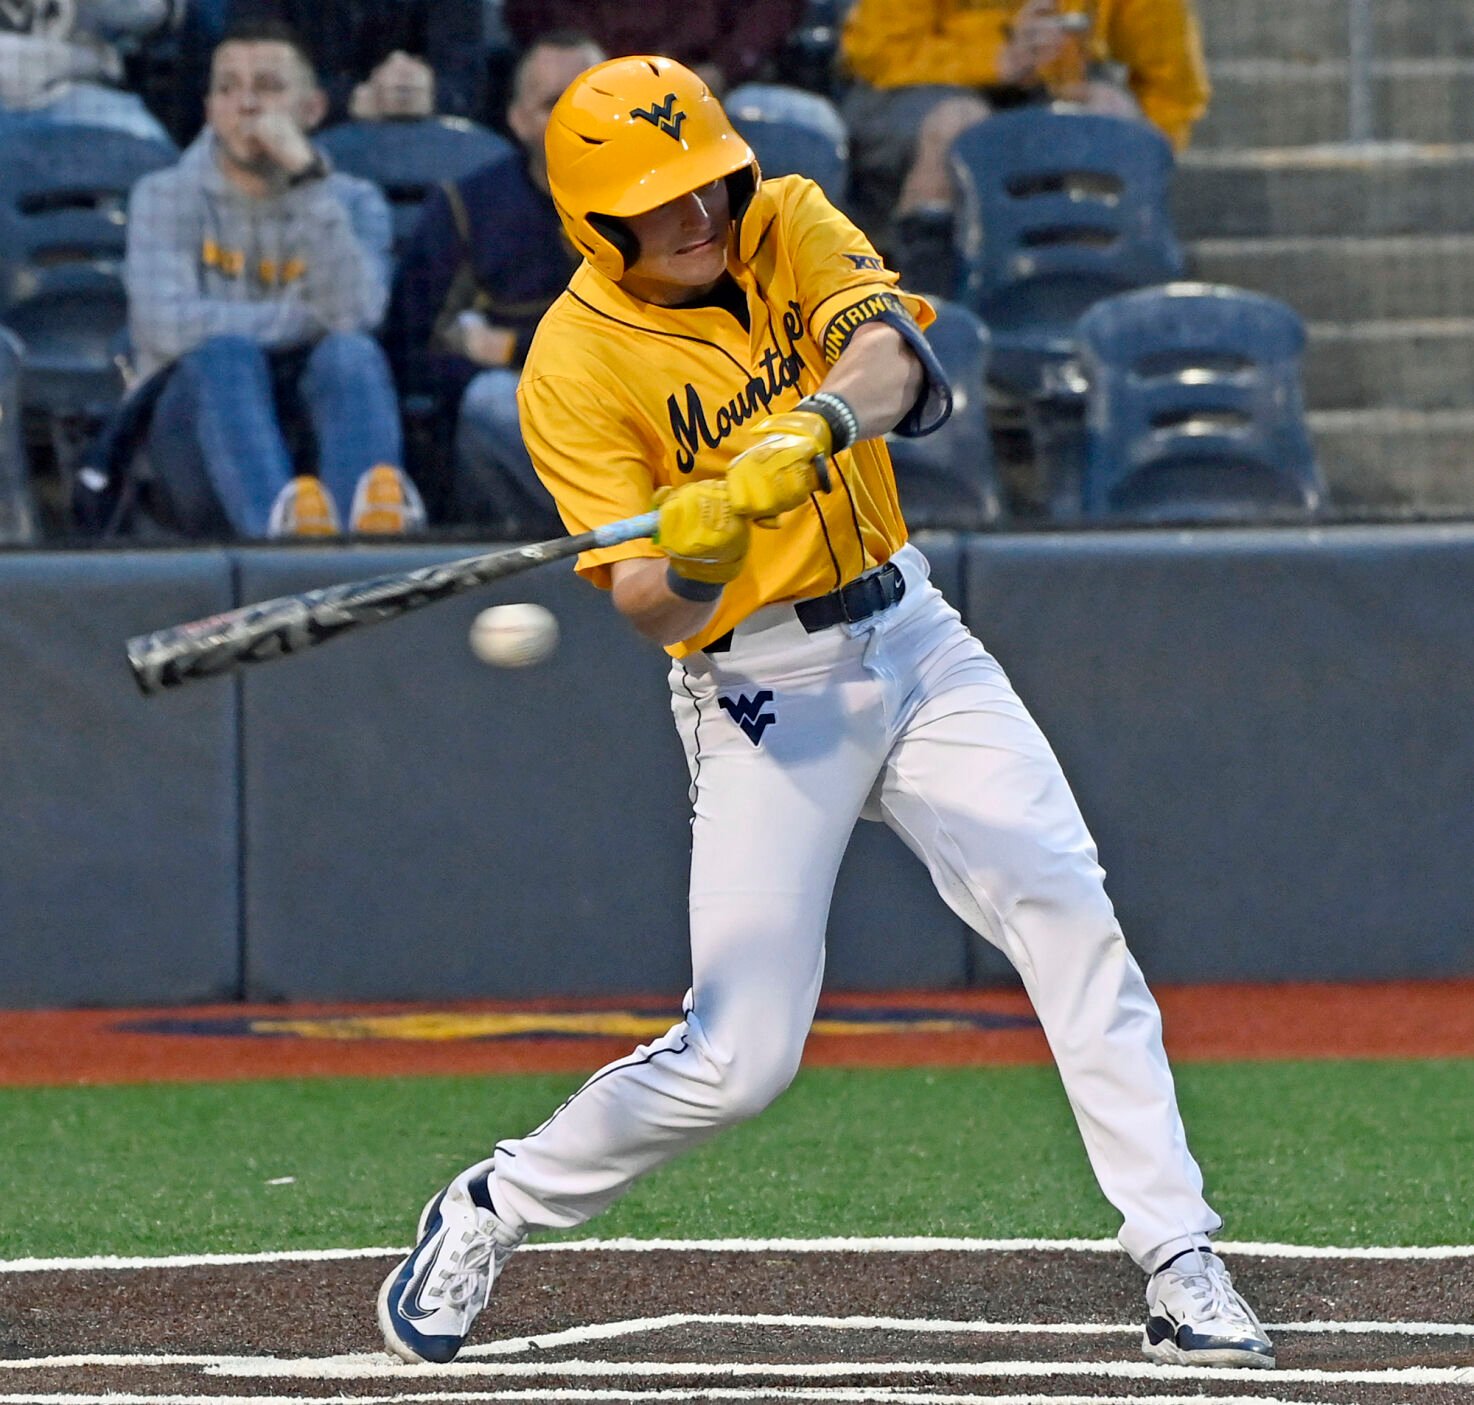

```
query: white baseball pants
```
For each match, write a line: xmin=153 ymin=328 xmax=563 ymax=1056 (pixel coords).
xmin=486 ymin=543 xmax=1220 ymax=1270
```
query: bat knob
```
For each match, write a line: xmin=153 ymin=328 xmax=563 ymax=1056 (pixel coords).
xmin=813 ymin=452 xmax=832 ymax=493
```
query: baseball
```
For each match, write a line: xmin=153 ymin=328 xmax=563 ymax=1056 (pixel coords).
xmin=469 ymin=603 xmax=559 ymax=668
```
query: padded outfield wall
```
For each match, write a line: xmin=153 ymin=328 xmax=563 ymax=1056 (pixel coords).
xmin=2 ymin=524 xmax=1472 ymax=1008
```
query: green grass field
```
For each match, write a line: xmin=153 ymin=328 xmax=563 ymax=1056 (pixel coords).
xmin=4 ymin=1059 xmax=1470 ymax=1260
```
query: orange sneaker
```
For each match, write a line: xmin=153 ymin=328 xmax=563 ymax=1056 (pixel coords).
xmin=267 ymin=475 xmax=341 ymax=538
xmin=350 ymin=465 xmax=427 ymax=535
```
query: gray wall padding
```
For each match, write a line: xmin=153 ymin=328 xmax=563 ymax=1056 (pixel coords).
xmin=5 ymin=525 xmax=1472 ymax=1009
xmin=964 ymin=525 xmax=1474 ymax=982
xmin=0 ymin=550 xmax=239 ymax=1005
xmin=238 ymin=537 xmax=971 ymax=1002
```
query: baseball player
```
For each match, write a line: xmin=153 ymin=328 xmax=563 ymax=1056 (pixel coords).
xmin=378 ymin=56 xmax=1274 ymax=1371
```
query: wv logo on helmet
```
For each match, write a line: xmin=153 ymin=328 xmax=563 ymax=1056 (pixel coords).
xmin=630 ymin=93 xmax=687 ymax=141
xmin=718 ymin=690 xmax=777 ymax=746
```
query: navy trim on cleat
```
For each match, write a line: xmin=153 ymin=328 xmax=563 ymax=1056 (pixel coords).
xmin=1145 ymin=1315 xmax=1277 ymax=1367
xmin=1142 ymin=1248 xmax=1275 ymax=1370
xmin=468 ymin=1174 xmax=496 ymax=1215
xmin=378 ymin=1163 xmax=518 ymax=1366
xmin=377 ymin=1257 xmax=463 ymax=1364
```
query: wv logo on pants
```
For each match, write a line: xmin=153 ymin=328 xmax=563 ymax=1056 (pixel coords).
xmin=718 ymin=690 xmax=777 ymax=746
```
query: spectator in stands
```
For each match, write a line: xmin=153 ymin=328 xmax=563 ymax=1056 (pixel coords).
xmin=123 ymin=20 xmax=421 ymax=538
xmin=226 ymin=0 xmax=485 ymax=122
xmin=841 ymin=0 xmax=1210 ymax=268
xmin=502 ymin=0 xmax=801 ymax=98
xmin=0 ymin=0 xmax=179 ymax=141
xmin=386 ymin=32 xmax=603 ymax=535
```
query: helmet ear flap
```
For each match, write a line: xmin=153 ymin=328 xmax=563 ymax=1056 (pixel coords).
xmin=725 ymin=164 xmax=759 ymax=228
xmin=588 ymin=214 xmax=640 ymax=275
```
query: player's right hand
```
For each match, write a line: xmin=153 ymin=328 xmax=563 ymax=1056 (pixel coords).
xmin=653 ymin=481 xmax=751 ymax=586
xmin=725 ymin=411 xmax=833 ymax=522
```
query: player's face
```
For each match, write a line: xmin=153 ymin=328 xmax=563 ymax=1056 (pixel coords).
xmin=207 ymin=42 xmax=321 ymax=171
xmin=621 ymin=178 xmax=732 ymax=303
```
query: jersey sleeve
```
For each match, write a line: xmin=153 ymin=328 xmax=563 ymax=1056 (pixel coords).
xmin=771 ymin=178 xmax=935 ymax=362
xmin=517 ymin=370 xmax=665 ymax=588
xmin=762 ymin=178 xmax=951 ymax=437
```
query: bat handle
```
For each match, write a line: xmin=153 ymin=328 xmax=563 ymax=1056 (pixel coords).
xmin=591 ymin=510 xmax=660 ymax=548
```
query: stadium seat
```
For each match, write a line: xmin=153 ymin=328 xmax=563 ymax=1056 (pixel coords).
xmin=317 ymin=118 xmax=514 ymax=253
xmin=725 ymin=84 xmax=849 ymax=204
xmin=0 ymin=126 xmax=176 ymax=508
xmin=949 ymin=109 xmax=1185 ymax=399
xmin=0 ymin=125 xmax=177 ymax=283
xmin=0 ymin=265 xmax=128 ymax=418
xmin=1074 ymin=282 xmax=1325 ymax=521
xmin=885 ymin=299 xmax=1003 ymax=528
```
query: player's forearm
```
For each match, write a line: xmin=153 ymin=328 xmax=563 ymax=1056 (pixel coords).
xmin=817 ymin=321 xmax=925 ymax=443
xmin=610 ymin=556 xmax=722 ymax=647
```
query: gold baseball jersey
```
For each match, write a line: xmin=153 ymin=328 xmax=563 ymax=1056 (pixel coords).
xmin=517 ymin=174 xmax=936 ymax=659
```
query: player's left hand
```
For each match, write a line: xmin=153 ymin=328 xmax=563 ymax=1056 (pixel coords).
xmin=725 ymin=411 xmax=834 ymax=522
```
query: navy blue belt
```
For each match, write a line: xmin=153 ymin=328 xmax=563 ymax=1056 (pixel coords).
xmin=704 ymin=561 xmax=905 ymax=654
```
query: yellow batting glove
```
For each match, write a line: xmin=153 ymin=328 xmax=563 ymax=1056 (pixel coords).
xmin=653 ymin=481 xmax=751 ymax=595
xmin=725 ymin=410 xmax=834 ymax=522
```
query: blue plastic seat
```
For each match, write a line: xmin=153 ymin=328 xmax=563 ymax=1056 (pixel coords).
xmin=0 ymin=125 xmax=176 ymax=296
xmin=1075 ymin=282 xmax=1325 ymax=521
xmin=318 ymin=118 xmax=514 ymax=252
xmin=1 ymin=265 xmax=129 ymax=416
xmin=725 ymin=83 xmax=849 ymax=203
xmin=885 ymin=300 xmax=1003 ymax=528
xmin=0 ymin=126 xmax=175 ymax=426
xmin=950 ymin=109 xmax=1185 ymax=398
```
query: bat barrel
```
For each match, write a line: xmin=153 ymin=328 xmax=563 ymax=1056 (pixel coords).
xmin=125 ymin=510 xmax=660 ymax=696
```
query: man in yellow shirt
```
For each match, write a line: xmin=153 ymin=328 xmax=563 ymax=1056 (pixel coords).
xmin=377 ymin=55 xmax=1272 ymax=1375
xmin=840 ymin=0 xmax=1211 ymax=278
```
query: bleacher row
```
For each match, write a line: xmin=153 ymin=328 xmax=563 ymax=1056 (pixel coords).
xmin=0 ymin=97 xmax=1329 ymax=543
xmin=2 ymin=0 xmax=1471 ymax=543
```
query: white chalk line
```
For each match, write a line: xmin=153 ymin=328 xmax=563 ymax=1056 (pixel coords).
xmin=3 ymin=1316 xmax=1469 ymax=1373
xmin=0 ymin=1395 xmax=1358 ymax=1405
xmin=454 ymin=1314 xmax=1474 ymax=1359
xmin=204 ymin=1357 xmax=1474 ymax=1385
xmin=6 ymin=1235 xmax=1474 ymax=1274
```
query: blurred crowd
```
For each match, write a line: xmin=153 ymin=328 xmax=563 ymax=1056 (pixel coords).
xmin=0 ymin=0 xmax=1228 ymax=542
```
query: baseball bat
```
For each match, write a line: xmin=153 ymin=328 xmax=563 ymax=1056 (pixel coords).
xmin=125 ymin=510 xmax=660 ymax=696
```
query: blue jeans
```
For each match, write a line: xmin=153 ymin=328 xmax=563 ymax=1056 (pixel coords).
xmin=0 ymin=84 xmax=171 ymax=143
xmin=146 ymin=333 xmax=403 ymax=538
xmin=455 ymin=368 xmax=562 ymax=535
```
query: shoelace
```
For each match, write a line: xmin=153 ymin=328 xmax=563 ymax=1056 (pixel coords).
xmin=1168 ymin=1260 xmax=1261 ymax=1333
xmin=428 ymin=1216 xmax=500 ymax=1312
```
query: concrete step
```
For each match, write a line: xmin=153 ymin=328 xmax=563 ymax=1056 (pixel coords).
xmin=1305 ymin=319 xmax=1474 ymax=411
xmin=1187 ymin=236 xmax=1474 ymax=321
xmin=1195 ymin=60 xmax=1474 ymax=149
xmin=1311 ymin=408 xmax=1474 ymax=506
xmin=1174 ymin=144 xmax=1474 ymax=239
xmin=1196 ymin=0 xmax=1474 ymax=63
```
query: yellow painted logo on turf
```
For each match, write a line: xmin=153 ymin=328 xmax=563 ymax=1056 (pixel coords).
xmin=248 ymin=1012 xmax=978 ymax=1042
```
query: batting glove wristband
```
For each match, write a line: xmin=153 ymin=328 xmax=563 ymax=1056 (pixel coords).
xmin=653 ymin=481 xmax=751 ymax=600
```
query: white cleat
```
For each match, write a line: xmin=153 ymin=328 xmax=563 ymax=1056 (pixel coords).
xmin=377 ymin=1160 xmax=519 ymax=1364
xmin=1142 ymin=1247 xmax=1276 ymax=1369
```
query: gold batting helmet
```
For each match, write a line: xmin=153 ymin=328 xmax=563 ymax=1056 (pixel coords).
xmin=546 ymin=55 xmax=760 ymax=280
